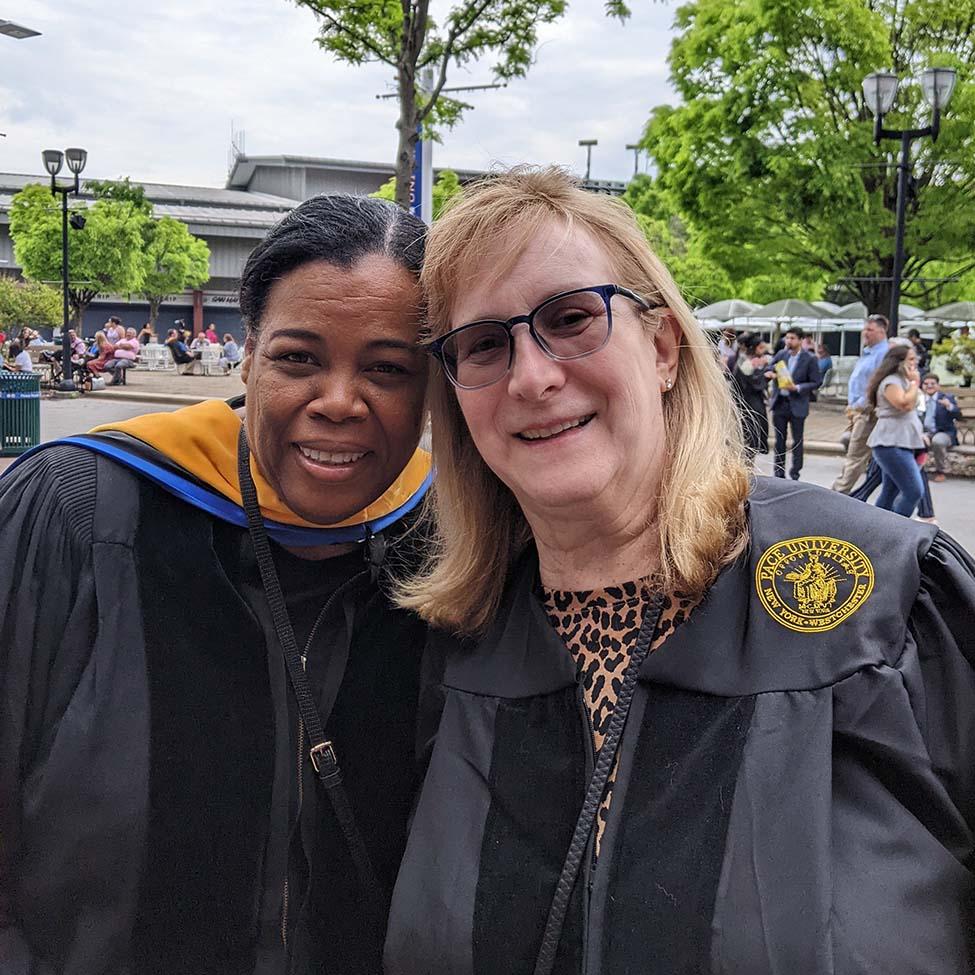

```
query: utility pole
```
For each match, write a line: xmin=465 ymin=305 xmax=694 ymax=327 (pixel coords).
xmin=625 ymin=143 xmax=641 ymax=177
xmin=377 ymin=75 xmax=505 ymax=224
xmin=578 ymin=139 xmax=597 ymax=181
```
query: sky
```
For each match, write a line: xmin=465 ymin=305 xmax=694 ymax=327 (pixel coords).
xmin=0 ymin=0 xmax=679 ymax=190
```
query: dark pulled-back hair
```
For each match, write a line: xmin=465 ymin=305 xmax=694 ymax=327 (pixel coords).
xmin=866 ymin=343 xmax=911 ymax=407
xmin=238 ymin=194 xmax=426 ymax=338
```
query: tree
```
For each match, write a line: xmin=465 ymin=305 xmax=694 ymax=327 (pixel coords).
xmin=623 ymin=174 xmax=734 ymax=306
xmin=86 ymin=176 xmax=153 ymax=215
xmin=372 ymin=167 xmax=463 ymax=219
xmin=0 ymin=278 xmax=63 ymax=333
xmin=293 ymin=0 xmax=633 ymax=209
xmin=9 ymin=184 xmax=146 ymax=329
xmin=641 ymin=0 xmax=975 ymax=316
xmin=88 ymin=178 xmax=211 ymax=326
xmin=138 ymin=217 xmax=211 ymax=327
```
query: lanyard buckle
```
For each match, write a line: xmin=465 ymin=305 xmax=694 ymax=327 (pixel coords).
xmin=309 ymin=740 xmax=338 ymax=774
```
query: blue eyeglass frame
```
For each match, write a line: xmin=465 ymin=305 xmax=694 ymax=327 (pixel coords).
xmin=427 ymin=283 xmax=654 ymax=390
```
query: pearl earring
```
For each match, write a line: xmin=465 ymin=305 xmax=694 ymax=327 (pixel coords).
xmin=664 ymin=378 xmax=673 ymax=391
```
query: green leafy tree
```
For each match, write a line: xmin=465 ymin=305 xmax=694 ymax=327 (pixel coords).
xmin=9 ymin=184 xmax=146 ymax=329
xmin=642 ymin=0 xmax=975 ymax=317
xmin=139 ymin=217 xmax=211 ymax=327
xmin=623 ymin=174 xmax=734 ymax=306
xmin=0 ymin=278 xmax=63 ymax=332
xmin=372 ymin=167 xmax=463 ymax=219
xmin=89 ymin=178 xmax=211 ymax=325
xmin=293 ymin=0 xmax=633 ymax=209
xmin=86 ymin=176 xmax=153 ymax=215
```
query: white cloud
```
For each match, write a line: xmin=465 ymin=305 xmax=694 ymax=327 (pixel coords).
xmin=0 ymin=0 xmax=678 ymax=187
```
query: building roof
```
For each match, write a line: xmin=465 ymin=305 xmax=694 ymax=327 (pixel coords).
xmin=0 ymin=172 xmax=294 ymax=229
xmin=226 ymin=153 xmax=626 ymax=196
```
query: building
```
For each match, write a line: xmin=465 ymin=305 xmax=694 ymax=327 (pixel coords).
xmin=0 ymin=157 xmax=625 ymax=338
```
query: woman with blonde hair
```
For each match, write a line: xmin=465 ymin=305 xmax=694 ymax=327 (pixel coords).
xmin=386 ymin=167 xmax=975 ymax=974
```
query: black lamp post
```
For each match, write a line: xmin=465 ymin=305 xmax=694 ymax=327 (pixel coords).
xmin=862 ymin=67 xmax=957 ymax=334
xmin=42 ymin=147 xmax=87 ymax=391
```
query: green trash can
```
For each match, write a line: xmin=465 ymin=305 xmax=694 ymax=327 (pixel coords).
xmin=0 ymin=370 xmax=41 ymax=456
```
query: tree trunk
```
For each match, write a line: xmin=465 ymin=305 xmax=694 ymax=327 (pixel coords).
xmin=394 ymin=58 xmax=420 ymax=210
xmin=148 ymin=297 xmax=161 ymax=328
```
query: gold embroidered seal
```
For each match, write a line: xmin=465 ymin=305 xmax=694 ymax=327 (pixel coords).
xmin=755 ymin=536 xmax=874 ymax=633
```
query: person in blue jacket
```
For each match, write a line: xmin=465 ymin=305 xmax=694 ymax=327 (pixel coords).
xmin=920 ymin=372 xmax=963 ymax=480
xmin=766 ymin=326 xmax=822 ymax=480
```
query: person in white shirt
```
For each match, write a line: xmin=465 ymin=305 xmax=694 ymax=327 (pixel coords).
xmin=6 ymin=343 xmax=34 ymax=373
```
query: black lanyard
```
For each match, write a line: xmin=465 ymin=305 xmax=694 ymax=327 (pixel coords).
xmin=533 ymin=591 xmax=665 ymax=975
xmin=236 ymin=426 xmax=388 ymax=921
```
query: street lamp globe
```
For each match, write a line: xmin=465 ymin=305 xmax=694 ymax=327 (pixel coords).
xmin=64 ymin=147 xmax=88 ymax=175
xmin=862 ymin=70 xmax=899 ymax=117
xmin=42 ymin=149 xmax=63 ymax=177
xmin=920 ymin=67 xmax=958 ymax=112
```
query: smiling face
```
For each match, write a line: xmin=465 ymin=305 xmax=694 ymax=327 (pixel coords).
xmin=448 ymin=222 xmax=679 ymax=523
xmin=922 ymin=375 xmax=939 ymax=395
xmin=241 ymin=256 xmax=427 ymax=524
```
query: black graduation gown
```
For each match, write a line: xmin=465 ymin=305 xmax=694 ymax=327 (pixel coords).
xmin=385 ymin=477 xmax=975 ymax=975
xmin=0 ymin=443 xmax=426 ymax=974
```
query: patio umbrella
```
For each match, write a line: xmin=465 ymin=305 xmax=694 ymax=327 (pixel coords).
xmin=899 ymin=303 xmax=925 ymax=320
xmin=927 ymin=301 xmax=975 ymax=322
xmin=835 ymin=302 xmax=923 ymax=322
xmin=694 ymin=299 xmax=760 ymax=321
xmin=835 ymin=302 xmax=868 ymax=320
xmin=812 ymin=300 xmax=841 ymax=314
xmin=749 ymin=298 xmax=830 ymax=321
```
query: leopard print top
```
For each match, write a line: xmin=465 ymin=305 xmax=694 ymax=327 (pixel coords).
xmin=541 ymin=580 xmax=698 ymax=857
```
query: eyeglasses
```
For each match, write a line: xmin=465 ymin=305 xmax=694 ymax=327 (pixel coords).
xmin=427 ymin=284 xmax=653 ymax=390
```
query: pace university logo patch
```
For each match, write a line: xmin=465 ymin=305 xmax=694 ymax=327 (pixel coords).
xmin=755 ymin=536 xmax=874 ymax=633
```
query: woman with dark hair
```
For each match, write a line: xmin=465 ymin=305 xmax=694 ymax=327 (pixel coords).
xmin=866 ymin=343 xmax=925 ymax=517
xmin=728 ymin=332 xmax=770 ymax=457
xmin=0 ymin=195 xmax=432 ymax=974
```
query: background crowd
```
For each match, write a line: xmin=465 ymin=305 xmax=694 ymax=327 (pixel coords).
xmin=1 ymin=317 xmax=242 ymax=385
xmin=721 ymin=313 xmax=962 ymax=521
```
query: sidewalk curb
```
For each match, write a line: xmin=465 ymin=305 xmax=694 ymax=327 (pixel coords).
xmin=85 ymin=390 xmax=214 ymax=406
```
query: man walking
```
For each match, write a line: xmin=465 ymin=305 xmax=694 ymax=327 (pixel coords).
xmin=832 ymin=314 xmax=889 ymax=493
xmin=768 ymin=326 xmax=821 ymax=479
xmin=920 ymin=373 xmax=962 ymax=481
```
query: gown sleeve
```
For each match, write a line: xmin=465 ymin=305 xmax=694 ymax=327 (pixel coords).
xmin=907 ymin=531 xmax=975 ymax=838
xmin=0 ymin=446 xmax=100 ymax=974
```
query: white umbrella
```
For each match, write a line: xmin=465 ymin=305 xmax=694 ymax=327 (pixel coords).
xmin=694 ymin=299 xmax=760 ymax=321
xmin=749 ymin=298 xmax=831 ymax=321
xmin=927 ymin=301 xmax=975 ymax=322
xmin=899 ymin=303 xmax=925 ymax=320
xmin=834 ymin=302 xmax=868 ymax=320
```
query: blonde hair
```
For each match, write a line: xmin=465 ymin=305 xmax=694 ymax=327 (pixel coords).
xmin=397 ymin=167 xmax=750 ymax=633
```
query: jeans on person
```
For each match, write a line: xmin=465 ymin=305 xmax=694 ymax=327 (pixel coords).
xmin=873 ymin=445 xmax=924 ymax=518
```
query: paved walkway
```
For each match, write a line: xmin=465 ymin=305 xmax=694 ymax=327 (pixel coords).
xmin=1 ymin=380 xmax=970 ymax=551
